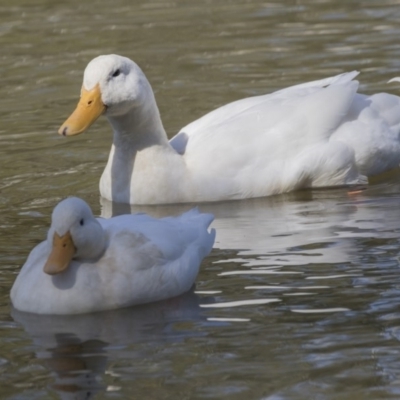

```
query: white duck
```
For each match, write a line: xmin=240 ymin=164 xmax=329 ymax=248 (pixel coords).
xmin=10 ymin=197 xmax=215 ymax=315
xmin=59 ymin=55 xmax=400 ymax=204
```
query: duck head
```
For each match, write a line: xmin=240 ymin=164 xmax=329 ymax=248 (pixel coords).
xmin=44 ymin=197 xmax=107 ymax=275
xmin=58 ymin=54 xmax=153 ymax=136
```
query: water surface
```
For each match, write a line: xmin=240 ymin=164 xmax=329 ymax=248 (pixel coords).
xmin=2 ymin=0 xmax=400 ymax=398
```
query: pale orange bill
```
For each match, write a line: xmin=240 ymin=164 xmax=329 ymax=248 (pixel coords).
xmin=58 ymin=84 xmax=106 ymax=136
xmin=43 ymin=231 xmax=76 ymax=275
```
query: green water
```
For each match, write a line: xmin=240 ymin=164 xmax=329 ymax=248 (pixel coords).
xmin=2 ymin=0 xmax=400 ymax=398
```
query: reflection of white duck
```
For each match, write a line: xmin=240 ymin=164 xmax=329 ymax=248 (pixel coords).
xmin=101 ymin=184 xmax=400 ymax=265
xmin=10 ymin=197 xmax=215 ymax=314
xmin=12 ymin=290 xmax=206 ymax=400
xmin=59 ymin=54 xmax=400 ymax=205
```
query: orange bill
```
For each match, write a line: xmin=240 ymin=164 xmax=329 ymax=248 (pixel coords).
xmin=43 ymin=231 xmax=76 ymax=275
xmin=58 ymin=84 xmax=106 ymax=136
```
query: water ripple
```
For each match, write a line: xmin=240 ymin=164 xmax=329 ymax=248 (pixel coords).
xmin=200 ymin=299 xmax=281 ymax=308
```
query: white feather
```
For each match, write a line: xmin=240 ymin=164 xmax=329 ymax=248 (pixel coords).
xmin=66 ymin=55 xmax=400 ymax=204
xmin=10 ymin=197 xmax=215 ymax=314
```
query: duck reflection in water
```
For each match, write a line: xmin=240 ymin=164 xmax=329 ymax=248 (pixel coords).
xmin=11 ymin=290 xmax=207 ymax=400
xmin=101 ymin=189 xmax=368 ymax=265
xmin=44 ymin=335 xmax=107 ymax=399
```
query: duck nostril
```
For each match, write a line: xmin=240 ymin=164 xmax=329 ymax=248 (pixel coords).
xmin=88 ymin=100 xmax=93 ymax=105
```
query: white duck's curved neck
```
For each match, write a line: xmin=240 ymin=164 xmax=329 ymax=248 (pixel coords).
xmin=108 ymin=101 xmax=169 ymax=151
xmin=102 ymin=100 xmax=182 ymax=204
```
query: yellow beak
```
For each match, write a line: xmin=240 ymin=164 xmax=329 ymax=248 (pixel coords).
xmin=43 ymin=231 xmax=76 ymax=275
xmin=58 ymin=84 xmax=106 ymax=136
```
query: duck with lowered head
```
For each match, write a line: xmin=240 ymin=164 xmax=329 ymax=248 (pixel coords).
xmin=10 ymin=197 xmax=215 ymax=315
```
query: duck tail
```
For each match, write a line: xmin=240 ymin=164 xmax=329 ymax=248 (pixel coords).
xmin=182 ymin=208 xmax=216 ymax=255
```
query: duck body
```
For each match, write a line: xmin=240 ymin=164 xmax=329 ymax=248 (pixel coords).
xmin=11 ymin=197 xmax=215 ymax=315
xmin=59 ymin=55 xmax=400 ymax=204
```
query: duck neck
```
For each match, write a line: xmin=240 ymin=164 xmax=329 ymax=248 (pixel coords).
xmin=102 ymin=99 xmax=177 ymax=203
xmin=107 ymin=100 xmax=170 ymax=153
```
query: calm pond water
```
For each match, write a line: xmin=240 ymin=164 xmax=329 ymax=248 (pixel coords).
xmin=2 ymin=0 xmax=400 ymax=398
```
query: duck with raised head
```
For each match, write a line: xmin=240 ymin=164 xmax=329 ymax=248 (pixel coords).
xmin=10 ymin=197 xmax=215 ymax=315
xmin=59 ymin=55 xmax=400 ymax=204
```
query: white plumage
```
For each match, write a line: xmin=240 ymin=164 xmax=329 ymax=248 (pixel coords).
xmin=59 ymin=55 xmax=400 ymax=204
xmin=11 ymin=197 xmax=215 ymax=314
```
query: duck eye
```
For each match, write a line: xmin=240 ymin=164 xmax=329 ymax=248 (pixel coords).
xmin=112 ymin=69 xmax=121 ymax=78
xmin=80 ymin=219 xmax=84 ymax=226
